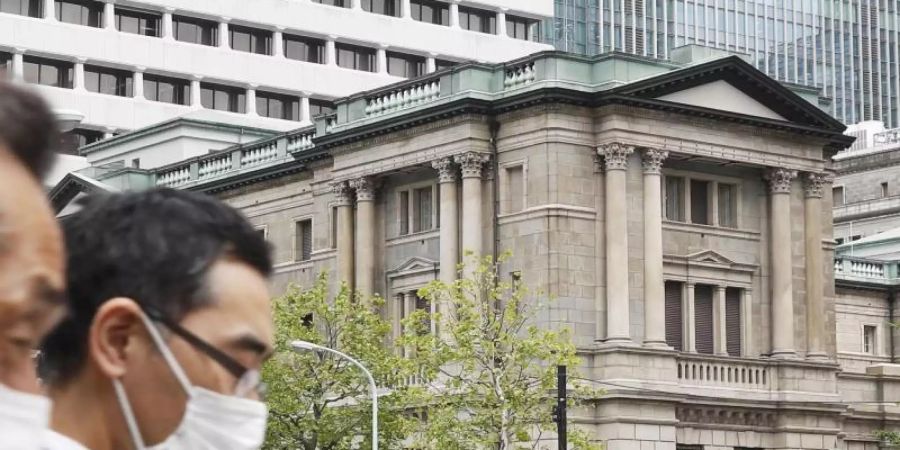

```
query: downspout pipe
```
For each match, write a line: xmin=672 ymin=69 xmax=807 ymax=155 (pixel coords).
xmin=489 ymin=119 xmax=500 ymax=268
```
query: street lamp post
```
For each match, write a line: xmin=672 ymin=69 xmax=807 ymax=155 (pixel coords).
xmin=291 ymin=340 xmax=379 ymax=450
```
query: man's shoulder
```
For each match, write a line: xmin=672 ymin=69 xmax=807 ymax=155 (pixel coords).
xmin=41 ymin=430 xmax=91 ymax=450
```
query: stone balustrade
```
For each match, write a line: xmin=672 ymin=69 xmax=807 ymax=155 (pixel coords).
xmin=157 ymin=166 xmax=191 ymax=187
xmin=364 ymin=78 xmax=441 ymax=117
xmin=504 ymin=61 xmax=536 ymax=89
xmin=287 ymin=129 xmax=316 ymax=153
xmin=198 ymin=153 xmax=232 ymax=180
xmin=676 ymin=355 xmax=772 ymax=390
xmin=240 ymin=141 xmax=279 ymax=166
xmin=874 ymin=127 xmax=900 ymax=145
xmin=152 ymin=136 xmax=288 ymax=188
xmin=834 ymin=256 xmax=899 ymax=284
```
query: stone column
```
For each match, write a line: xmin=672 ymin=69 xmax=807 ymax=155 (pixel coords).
xmin=742 ymin=288 xmax=753 ymax=356
xmin=426 ymin=53 xmax=437 ymax=73
xmin=190 ymin=75 xmax=203 ymax=109
xmin=73 ymin=59 xmax=86 ymax=91
xmin=714 ymin=285 xmax=728 ymax=355
xmin=403 ymin=291 xmax=416 ymax=357
xmin=218 ymin=18 xmax=230 ymax=49
xmin=351 ymin=177 xmax=377 ymax=298
xmin=103 ymin=1 xmax=115 ymax=30
xmin=804 ymin=172 xmax=832 ymax=360
xmin=325 ymin=36 xmax=337 ymax=66
xmin=642 ymin=148 xmax=668 ymax=348
xmin=44 ymin=0 xmax=55 ymax=20
xmin=273 ymin=27 xmax=285 ymax=58
xmin=245 ymin=85 xmax=258 ymax=116
xmin=496 ymin=8 xmax=508 ymax=36
xmin=684 ymin=283 xmax=696 ymax=352
xmin=162 ymin=8 xmax=175 ymax=40
xmin=449 ymin=0 xmax=460 ymax=28
xmin=391 ymin=293 xmax=403 ymax=348
xmin=11 ymin=50 xmax=24 ymax=82
xmin=598 ymin=143 xmax=634 ymax=344
xmin=333 ymin=182 xmax=356 ymax=291
xmin=401 ymin=0 xmax=412 ymax=18
xmin=433 ymin=157 xmax=459 ymax=284
xmin=300 ymin=93 xmax=311 ymax=123
xmin=454 ymin=152 xmax=488 ymax=274
xmin=133 ymin=67 xmax=145 ymax=99
xmin=377 ymin=44 xmax=389 ymax=74
xmin=765 ymin=168 xmax=798 ymax=358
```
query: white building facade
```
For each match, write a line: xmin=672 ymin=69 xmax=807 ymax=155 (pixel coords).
xmin=0 ymin=0 xmax=550 ymax=153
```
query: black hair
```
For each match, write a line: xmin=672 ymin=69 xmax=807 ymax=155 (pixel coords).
xmin=38 ymin=188 xmax=272 ymax=385
xmin=0 ymin=81 xmax=60 ymax=177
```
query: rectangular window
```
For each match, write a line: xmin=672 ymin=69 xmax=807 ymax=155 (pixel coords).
xmin=505 ymin=165 xmax=524 ymax=213
xmin=200 ymin=82 xmax=246 ymax=113
xmin=84 ymin=65 xmax=133 ymax=97
xmin=864 ymin=325 xmax=877 ymax=354
xmin=399 ymin=190 xmax=410 ymax=235
xmin=115 ymin=7 xmax=160 ymax=36
xmin=410 ymin=0 xmax=448 ymax=25
xmin=690 ymin=179 xmax=710 ymax=225
xmin=459 ymin=6 xmax=496 ymax=34
xmin=0 ymin=0 xmax=42 ymax=17
xmin=665 ymin=281 xmax=683 ymax=351
xmin=59 ymin=128 xmax=103 ymax=154
xmin=717 ymin=183 xmax=737 ymax=228
xmin=256 ymin=91 xmax=301 ymax=121
xmin=0 ymin=52 xmax=12 ymax=77
xmin=55 ymin=0 xmax=102 ymax=27
xmin=387 ymin=52 xmax=425 ymax=78
xmin=435 ymin=59 xmax=457 ymax=71
xmin=173 ymin=15 xmax=218 ymax=46
xmin=296 ymin=219 xmax=312 ymax=261
xmin=664 ymin=176 xmax=685 ymax=221
xmin=312 ymin=0 xmax=346 ymax=6
xmin=309 ymin=99 xmax=334 ymax=118
xmin=131 ymin=158 xmax=140 ymax=168
xmin=284 ymin=34 xmax=325 ymax=63
xmin=143 ymin=74 xmax=190 ymax=105
xmin=230 ymin=25 xmax=272 ymax=55
xmin=23 ymin=56 xmax=73 ymax=88
xmin=882 ymin=182 xmax=889 ymax=198
xmin=413 ymin=187 xmax=433 ymax=232
xmin=415 ymin=294 xmax=431 ymax=333
xmin=336 ymin=43 xmax=375 ymax=72
xmin=331 ymin=206 xmax=338 ymax=249
xmin=362 ymin=0 xmax=399 ymax=16
xmin=725 ymin=287 xmax=742 ymax=357
xmin=506 ymin=14 xmax=538 ymax=40
xmin=833 ymin=186 xmax=845 ymax=206
xmin=694 ymin=285 xmax=714 ymax=354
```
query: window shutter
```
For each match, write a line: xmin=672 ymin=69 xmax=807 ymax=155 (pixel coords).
xmin=301 ymin=220 xmax=312 ymax=261
xmin=399 ymin=191 xmax=409 ymax=235
xmin=725 ymin=288 xmax=742 ymax=356
xmin=694 ymin=285 xmax=714 ymax=354
xmin=665 ymin=281 xmax=683 ymax=351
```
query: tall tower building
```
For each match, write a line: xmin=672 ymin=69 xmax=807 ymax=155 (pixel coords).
xmin=549 ymin=0 xmax=900 ymax=127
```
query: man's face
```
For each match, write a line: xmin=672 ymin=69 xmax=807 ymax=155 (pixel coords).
xmin=124 ymin=258 xmax=273 ymax=445
xmin=0 ymin=149 xmax=65 ymax=393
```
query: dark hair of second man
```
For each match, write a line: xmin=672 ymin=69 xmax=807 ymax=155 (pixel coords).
xmin=38 ymin=188 xmax=272 ymax=385
xmin=0 ymin=81 xmax=61 ymax=178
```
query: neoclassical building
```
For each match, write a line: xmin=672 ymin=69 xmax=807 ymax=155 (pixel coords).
xmin=56 ymin=49 xmax=900 ymax=450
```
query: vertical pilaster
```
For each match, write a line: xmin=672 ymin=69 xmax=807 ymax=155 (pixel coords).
xmin=742 ymin=288 xmax=753 ymax=356
xmin=714 ymin=285 xmax=728 ymax=355
xmin=804 ymin=172 xmax=832 ymax=360
xmin=103 ymin=1 xmax=115 ymax=30
xmin=273 ymin=27 xmax=285 ymax=58
xmin=454 ymin=152 xmax=488 ymax=275
xmin=300 ymin=93 xmax=311 ymax=124
xmin=133 ymin=67 xmax=144 ymax=99
xmin=641 ymin=148 xmax=668 ymax=348
xmin=765 ymin=168 xmax=798 ymax=358
xmin=426 ymin=53 xmax=437 ymax=73
xmin=190 ymin=75 xmax=202 ymax=109
xmin=433 ymin=157 xmax=459 ymax=340
xmin=218 ymin=18 xmax=230 ymax=49
xmin=401 ymin=0 xmax=412 ymax=18
xmin=162 ymin=8 xmax=175 ymax=40
xmin=326 ymin=36 xmax=337 ymax=66
xmin=351 ymin=0 xmax=362 ymax=10
xmin=449 ymin=0 xmax=460 ymax=28
xmin=684 ymin=283 xmax=696 ymax=352
xmin=74 ymin=58 xmax=86 ymax=91
xmin=496 ymin=8 xmax=508 ymax=37
xmin=598 ymin=143 xmax=634 ymax=344
xmin=11 ymin=50 xmax=24 ymax=81
xmin=377 ymin=44 xmax=389 ymax=74
xmin=246 ymin=85 xmax=258 ymax=116
xmin=333 ymin=181 xmax=355 ymax=291
xmin=351 ymin=177 xmax=377 ymax=298
xmin=44 ymin=0 xmax=55 ymax=21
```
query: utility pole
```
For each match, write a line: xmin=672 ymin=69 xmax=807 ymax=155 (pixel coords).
xmin=557 ymin=365 xmax=567 ymax=449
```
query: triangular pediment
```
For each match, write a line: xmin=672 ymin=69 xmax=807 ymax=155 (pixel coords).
xmin=685 ymin=250 xmax=736 ymax=266
xmin=49 ymin=172 xmax=117 ymax=215
xmin=389 ymin=256 xmax=438 ymax=275
xmin=655 ymin=80 xmax=787 ymax=121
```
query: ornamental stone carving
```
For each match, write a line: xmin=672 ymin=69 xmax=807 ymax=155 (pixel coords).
xmin=764 ymin=168 xmax=797 ymax=194
xmin=350 ymin=177 xmax=377 ymax=202
xmin=454 ymin=152 xmax=490 ymax=179
xmin=597 ymin=143 xmax=634 ymax=171
xmin=332 ymin=181 xmax=353 ymax=206
xmin=641 ymin=148 xmax=669 ymax=174
xmin=803 ymin=172 xmax=834 ymax=198
xmin=431 ymin=157 xmax=457 ymax=183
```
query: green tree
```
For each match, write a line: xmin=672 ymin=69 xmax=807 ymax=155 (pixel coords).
xmin=403 ymin=255 xmax=602 ymax=450
xmin=262 ymin=274 xmax=427 ymax=450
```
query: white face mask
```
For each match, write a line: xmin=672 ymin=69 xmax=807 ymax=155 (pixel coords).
xmin=0 ymin=381 xmax=51 ymax=450
xmin=113 ymin=311 xmax=268 ymax=450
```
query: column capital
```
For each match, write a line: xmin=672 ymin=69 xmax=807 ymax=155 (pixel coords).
xmin=640 ymin=147 xmax=669 ymax=174
xmin=332 ymin=181 xmax=354 ymax=206
xmin=803 ymin=171 xmax=834 ymax=198
xmin=350 ymin=176 xmax=377 ymax=202
xmin=764 ymin=168 xmax=797 ymax=194
xmin=597 ymin=143 xmax=634 ymax=171
xmin=454 ymin=152 xmax=489 ymax=179
xmin=432 ymin=157 xmax=457 ymax=183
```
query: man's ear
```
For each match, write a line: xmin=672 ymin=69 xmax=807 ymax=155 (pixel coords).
xmin=89 ymin=298 xmax=146 ymax=379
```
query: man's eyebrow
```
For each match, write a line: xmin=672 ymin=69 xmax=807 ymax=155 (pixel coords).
xmin=34 ymin=279 xmax=66 ymax=306
xmin=231 ymin=334 xmax=273 ymax=359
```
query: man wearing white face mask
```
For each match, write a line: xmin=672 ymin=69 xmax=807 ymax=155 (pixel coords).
xmin=0 ymin=82 xmax=66 ymax=450
xmin=38 ymin=189 xmax=274 ymax=450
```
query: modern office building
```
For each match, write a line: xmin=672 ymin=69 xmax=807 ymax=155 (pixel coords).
xmin=0 ymin=0 xmax=550 ymax=158
xmin=549 ymin=0 xmax=900 ymax=128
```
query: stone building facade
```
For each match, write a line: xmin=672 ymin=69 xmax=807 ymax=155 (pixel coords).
xmin=56 ymin=51 xmax=900 ymax=450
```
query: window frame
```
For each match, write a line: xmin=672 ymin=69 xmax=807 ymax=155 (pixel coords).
xmin=335 ymin=42 xmax=376 ymax=72
xmin=115 ymin=6 xmax=161 ymax=37
xmin=505 ymin=14 xmax=538 ymax=40
xmin=410 ymin=0 xmax=448 ymax=25
xmin=143 ymin=74 xmax=190 ymax=105
xmin=172 ymin=15 xmax=219 ymax=46
xmin=662 ymin=169 xmax=743 ymax=229
xmin=255 ymin=90 xmax=301 ymax=121
xmin=22 ymin=55 xmax=74 ymax=88
xmin=229 ymin=24 xmax=273 ymax=55
xmin=0 ymin=0 xmax=42 ymax=18
xmin=458 ymin=5 xmax=496 ymax=34
xmin=361 ymin=0 xmax=399 ymax=17
xmin=386 ymin=51 xmax=426 ymax=78
xmin=862 ymin=323 xmax=879 ymax=355
xmin=84 ymin=64 xmax=134 ymax=97
xmin=309 ymin=99 xmax=335 ymax=118
xmin=501 ymin=161 xmax=527 ymax=214
xmin=283 ymin=34 xmax=325 ymax=63
xmin=832 ymin=185 xmax=845 ymax=206
xmin=396 ymin=181 xmax=439 ymax=237
xmin=294 ymin=217 xmax=314 ymax=262
xmin=199 ymin=82 xmax=246 ymax=113
xmin=312 ymin=0 xmax=347 ymax=7
xmin=55 ymin=0 xmax=103 ymax=27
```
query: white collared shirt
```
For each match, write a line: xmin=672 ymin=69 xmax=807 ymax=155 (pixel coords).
xmin=41 ymin=430 xmax=91 ymax=450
